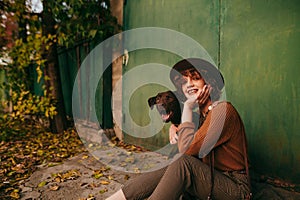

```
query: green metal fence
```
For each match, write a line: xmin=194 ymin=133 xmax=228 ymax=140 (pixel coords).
xmin=57 ymin=41 xmax=113 ymax=128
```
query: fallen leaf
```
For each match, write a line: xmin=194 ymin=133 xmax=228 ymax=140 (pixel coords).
xmin=47 ymin=162 xmax=61 ymax=167
xmin=9 ymin=190 xmax=20 ymax=199
xmin=54 ymin=176 xmax=62 ymax=183
xmin=125 ymin=157 xmax=135 ymax=164
xmin=99 ymin=180 xmax=110 ymax=185
xmin=49 ymin=184 xmax=60 ymax=191
xmin=124 ymin=174 xmax=130 ymax=180
xmin=134 ymin=168 xmax=140 ymax=173
xmin=80 ymin=182 xmax=88 ymax=187
xmin=93 ymin=173 xmax=104 ymax=179
xmin=99 ymin=188 xmax=108 ymax=194
xmin=87 ymin=194 xmax=95 ymax=200
xmin=38 ymin=181 xmax=47 ymax=187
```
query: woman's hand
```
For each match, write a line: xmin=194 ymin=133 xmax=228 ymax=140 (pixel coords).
xmin=182 ymin=85 xmax=211 ymax=123
xmin=169 ymin=124 xmax=178 ymax=144
xmin=197 ymin=85 xmax=211 ymax=106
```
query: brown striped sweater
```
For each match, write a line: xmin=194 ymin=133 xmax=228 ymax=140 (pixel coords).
xmin=177 ymin=101 xmax=248 ymax=172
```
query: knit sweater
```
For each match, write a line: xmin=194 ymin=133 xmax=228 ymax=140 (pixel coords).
xmin=177 ymin=101 xmax=248 ymax=172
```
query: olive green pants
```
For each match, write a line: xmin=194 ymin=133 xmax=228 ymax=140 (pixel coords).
xmin=122 ymin=154 xmax=250 ymax=200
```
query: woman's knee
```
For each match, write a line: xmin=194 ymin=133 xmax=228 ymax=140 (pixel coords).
xmin=169 ymin=154 xmax=210 ymax=180
xmin=168 ymin=154 xmax=195 ymax=176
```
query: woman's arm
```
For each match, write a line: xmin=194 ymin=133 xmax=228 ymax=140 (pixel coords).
xmin=177 ymin=85 xmax=210 ymax=153
xmin=178 ymin=102 xmax=235 ymax=158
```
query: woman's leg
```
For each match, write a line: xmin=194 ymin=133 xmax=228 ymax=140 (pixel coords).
xmin=121 ymin=166 xmax=167 ymax=200
xmin=106 ymin=189 xmax=126 ymax=200
xmin=148 ymin=154 xmax=241 ymax=200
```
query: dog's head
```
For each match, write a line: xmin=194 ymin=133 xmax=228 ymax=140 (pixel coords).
xmin=148 ymin=91 xmax=181 ymax=126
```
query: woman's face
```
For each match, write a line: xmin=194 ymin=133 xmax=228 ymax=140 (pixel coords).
xmin=179 ymin=69 xmax=206 ymax=99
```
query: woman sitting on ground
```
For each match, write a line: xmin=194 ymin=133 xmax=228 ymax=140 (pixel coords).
xmin=107 ymin=58 xmax=251 ymax=200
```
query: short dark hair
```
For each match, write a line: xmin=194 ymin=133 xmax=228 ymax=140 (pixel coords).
xmin=170 ymin=58 xmax=224 ymax=102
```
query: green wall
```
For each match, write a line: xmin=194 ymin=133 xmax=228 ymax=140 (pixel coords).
xmin=123 ymin=0 xmax=300 ymax=183
xmin=123 ymin=0 xmax=220 ymax=150
xmin=58 ymin=41 xmax=112 ymax=128
xmin=220 ymin=0 xmax=300 ymax=183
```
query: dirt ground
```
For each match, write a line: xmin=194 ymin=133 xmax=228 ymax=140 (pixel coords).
xmin=17 ymin=122 xmax=300 ymax=200
xmin=18 ymin=149 xmax=300 ymax=200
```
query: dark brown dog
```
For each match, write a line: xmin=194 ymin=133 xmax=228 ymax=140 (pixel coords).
xmin=148 ymin=91 xmax=200 ymax=128
xmin=148 ymin=91 xmax=181 ymax=126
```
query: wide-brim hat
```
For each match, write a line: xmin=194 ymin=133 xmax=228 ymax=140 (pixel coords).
xmin=170 ymin=58 xmax=224 ymax=90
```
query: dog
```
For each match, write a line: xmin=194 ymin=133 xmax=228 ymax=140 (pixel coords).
xmin=148 ymin=90 xmax=182 ymax=157
xmin=148 ymin=90 xmax=199 ymax=126
xmin=148 ymin=90 xmax=181 ymax=127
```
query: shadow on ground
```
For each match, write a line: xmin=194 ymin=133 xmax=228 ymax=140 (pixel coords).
xmin=19 ymin=150 xmax=300 ymax=200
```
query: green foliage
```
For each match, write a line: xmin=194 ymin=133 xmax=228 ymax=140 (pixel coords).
xmin=0 ymin=0 xmax=120 ymax=138
xmin=47 ymin=0 xmax=121 ymax=47
xmin=0 ymin=89 xmax=57 ymax=133
xmin=0 ymin=7 xmax=56 ymax=140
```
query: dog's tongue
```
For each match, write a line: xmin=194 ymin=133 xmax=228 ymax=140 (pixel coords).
xmin=162 ymin=114 xmax=170 ymax=121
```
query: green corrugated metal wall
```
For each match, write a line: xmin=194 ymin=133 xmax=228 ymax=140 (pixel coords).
xmin=57 ymin=42 xmax=113 ymax=128
xmin=220 ymin=0 xmax=300 ymax=184
xmin=123 ymin=0 xmax=300 ymax=183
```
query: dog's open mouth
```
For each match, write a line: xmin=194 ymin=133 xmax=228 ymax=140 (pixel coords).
xmin=161 ymin=112 xmax=173 ymax=122
xmin=157 ymin=107 xmax=174 ymax=122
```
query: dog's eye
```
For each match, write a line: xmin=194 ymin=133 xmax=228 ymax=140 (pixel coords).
xmin=166 ymin=95 xmax=174 ymax=101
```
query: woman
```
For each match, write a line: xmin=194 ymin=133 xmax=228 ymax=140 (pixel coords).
xmin=107 ymin=58 xmax=251 ymax=200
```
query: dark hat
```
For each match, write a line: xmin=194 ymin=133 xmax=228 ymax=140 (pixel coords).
xmin=170 ymin=58 xmax=224 ymax=90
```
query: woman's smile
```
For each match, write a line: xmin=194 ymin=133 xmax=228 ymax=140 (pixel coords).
xmin=187 ymin=88 xmax=199 ymax=95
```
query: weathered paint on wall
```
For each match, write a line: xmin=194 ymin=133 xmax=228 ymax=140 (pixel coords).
xmin=123 ymin=0 xmax=220 ymax=149
xmin=57 ymin=42 xmax=108 ymax=126
xmin=123 ymin=0 xmax=300 ymax=183
xmin=220 ymin=0 xmax=300 ymax=183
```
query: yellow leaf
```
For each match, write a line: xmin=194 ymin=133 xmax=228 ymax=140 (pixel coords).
xmin=93 ymin=173 xmax=103 ymax=179
xmin=37 ymin=149 xmax=44 ymax=156
xmin=54 ymin=177 xmax=62 ymax=183
xmin=45 ymin=110 xmax=49 ymax=118
xmin=99 ymin=180 xmax=110 ymax=185
xmin=125 ymin=157 xmax=135 ymax=163
xmin=38 ymin=181 xmax=47 ymax=187
xmin=99 ymin=188 xmax=108 ymax=194
xmin=88 ymin=143 xmax=94 ymax=148
xmin=10 ymin=191 xmax=20 ymax=199
xmin=49 ymin=185 xmax=60 ymax=191
xmin=134 ymin=168 xmax=140 ymax=173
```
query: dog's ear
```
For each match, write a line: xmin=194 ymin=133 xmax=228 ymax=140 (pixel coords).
xmin=148 ymin=96 xmax=157 ymax=109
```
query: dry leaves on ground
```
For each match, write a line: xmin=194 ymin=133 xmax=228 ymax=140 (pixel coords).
xmin=0 ymin=128 xmax=86 ymax=199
